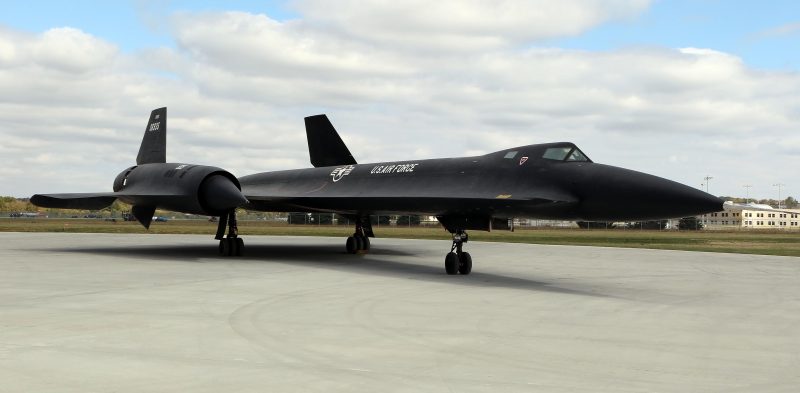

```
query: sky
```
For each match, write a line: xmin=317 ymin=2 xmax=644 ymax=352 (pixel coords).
xmin=0 ymin=0 xmax=798 ymax=201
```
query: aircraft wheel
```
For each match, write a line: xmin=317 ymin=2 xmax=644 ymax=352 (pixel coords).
xmin=354 ymin=235 xmax=364 ymax=252
xmin=235 ymin=238 xmax=244 ymax=256
xmin=445 ymin=252 xmax=460 ymax=275
xmin=220 ymin=238 xmax=232 ymax=256
xmin=228 ymin=238 xmax=237 ymax=256
xmin=346 ymin=236 xmax=357 ymax=254
xmin=354 ymin=234 xmax=370 ymax=252
xmin=457 ymin=252 xmax=472 ymax=275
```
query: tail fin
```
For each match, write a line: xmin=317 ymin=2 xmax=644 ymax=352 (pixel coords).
xmin=136 ymin=107 xmax=167 ymax=165
xmin=305 ymin=114 xmax=357 ymax=167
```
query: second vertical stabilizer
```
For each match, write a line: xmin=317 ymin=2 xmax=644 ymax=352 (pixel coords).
xmin=136 ymin=107 xmax=167 ymax=165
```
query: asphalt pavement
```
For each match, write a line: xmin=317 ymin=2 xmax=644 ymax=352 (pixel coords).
xmin=1 ymin=232 xmax=798 ymax=392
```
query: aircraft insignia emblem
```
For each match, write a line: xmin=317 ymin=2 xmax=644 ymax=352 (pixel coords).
xmin=330 ymin=165 xmax=356 ymax=182
xmin=519 ymin=157 xmax=528 ymax=165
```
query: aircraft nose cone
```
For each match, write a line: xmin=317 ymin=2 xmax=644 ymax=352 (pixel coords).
xmin=577 ymin=165 xmax=724 ymax=221
xmin=199 ymin=175 xmax=248 ymax=214
xmin=655 ymin=182 xmax=723 ymax=217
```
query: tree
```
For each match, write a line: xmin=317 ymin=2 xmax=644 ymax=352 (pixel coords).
xmin=0 ymin=196 xmax=15 ymax=211
xmin=678 ymin=216 xmax=703 ymax=230
xmin=108 ymin=200 xmax=130 ymax=217
xmin=718 ymin=195 xmax=747 ymax=204
xmin=785 ymin=196 xmax=798 ymax=209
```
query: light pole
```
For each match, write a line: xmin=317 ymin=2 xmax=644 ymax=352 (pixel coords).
xmin=743 ymin=185 xmax=752 ymax=204
xmin=703 ymin=176 xmax=713 ymax=194
xmin=773 ymin=183 xmax=785 ymax=209
xmin=702 ymin=176 xmax=713 ymax=227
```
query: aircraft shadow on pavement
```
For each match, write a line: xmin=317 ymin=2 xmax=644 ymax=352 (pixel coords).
xmin=48 ymin=243 xmax=613 ymax=298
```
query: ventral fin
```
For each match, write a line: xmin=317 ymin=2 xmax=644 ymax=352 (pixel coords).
xmin=132 ymin=205 xmax=156 ymax=229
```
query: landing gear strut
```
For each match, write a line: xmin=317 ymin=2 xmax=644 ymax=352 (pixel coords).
xmin=216 ymin=210 xmax=243 ymax=256
xmin=445 ymin=230 xmax=471 ymax=275
xmin=345 ymin=219 xmax=371 ymax=254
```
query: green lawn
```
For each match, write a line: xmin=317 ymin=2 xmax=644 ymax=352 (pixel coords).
xmin=2 ymin=218 xmax=799 ymax=257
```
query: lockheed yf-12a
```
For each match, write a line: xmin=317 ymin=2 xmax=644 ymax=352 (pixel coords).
xmin=31 ymin=108 xmax=723 ymax=275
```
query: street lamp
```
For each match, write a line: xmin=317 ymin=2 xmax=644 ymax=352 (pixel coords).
xmin=743 ymin=185 xmax=752 ymax=204
xmin=773 ymin=183 xmax=785 ymax=209
xmin=701 ymin=176 xmax=713 ymax=227
xmin=703 ymin=176 xmax=713 ymax=194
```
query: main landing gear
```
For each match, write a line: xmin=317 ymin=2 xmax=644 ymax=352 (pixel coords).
xmin=216 ymin=209 xmax=243 ymax=256
xmin=345 ymin=220 xmax=370 ymax=254
xmin=444 ymin=230 xmax=472 ymax=275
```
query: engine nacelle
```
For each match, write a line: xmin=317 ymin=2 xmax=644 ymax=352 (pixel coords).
xmin=113 ymin=163 xmax=246 ymax=216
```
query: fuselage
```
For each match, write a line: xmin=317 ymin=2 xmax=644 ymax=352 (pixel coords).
xmin=239 ymin=142 xmax=722 ymax=222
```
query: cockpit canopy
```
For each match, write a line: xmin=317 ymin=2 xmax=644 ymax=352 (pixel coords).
xmin=541 ymin=144 xmax=590 ymax=162
xmin=500 ymin=143 xmax=592 ymax=164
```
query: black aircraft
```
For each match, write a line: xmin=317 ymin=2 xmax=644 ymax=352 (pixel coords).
xmin=32 ymin=107 xmax=723 ymax=275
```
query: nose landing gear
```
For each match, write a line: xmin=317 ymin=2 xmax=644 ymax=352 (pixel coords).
xmin=445 ymin=230 xmax=472 ymax=275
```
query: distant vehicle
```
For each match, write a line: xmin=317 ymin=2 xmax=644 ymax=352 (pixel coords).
xmin=10 ymin=212 xmax=39 ymax=218
xmin=153 ymin=216 xmax=168 ymax=222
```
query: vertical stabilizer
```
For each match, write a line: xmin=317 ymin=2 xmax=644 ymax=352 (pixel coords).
xmin=136 ymin=107 xmax=167 ymax=165
xmin=305 ymin=114 xmax=357 ymax=167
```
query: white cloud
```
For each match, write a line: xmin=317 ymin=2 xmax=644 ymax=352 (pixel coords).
xmin=752 ymin=21 xmax=800 ymax=39
xmin=31 ymin=27 xmax=118 ymax=73
xmin=0 ymin=1 xmax=799 ymax=201
xmin=294 ymin=0 xmax=650 ymax=50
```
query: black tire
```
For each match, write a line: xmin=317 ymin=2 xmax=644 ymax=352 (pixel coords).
xmin=346 ymin=236 xmax=356 ymax=254
xmin=354 ymin=235 xmax=364 ymax=252
xmin=235 ymin=238 xmax=244 ymax=256
xmin=220 ymin=238 xmax=231 ymax=256
xmin=361 ymin=236 xmax=370 ymax=251
xmin=227 ymin=238 xmax=236 ymax=256
xmin=458 ymin=252 xmax=472 ymax=275
xmin=445 ymin=252 xmax=460 ymax=275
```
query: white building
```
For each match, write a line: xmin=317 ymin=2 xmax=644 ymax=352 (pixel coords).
xmin=702 ymin=202 xmax=800 ymax=230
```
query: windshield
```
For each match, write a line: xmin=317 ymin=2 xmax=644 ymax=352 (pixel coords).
xmin=542 ymin=147 xmax=571 ymax=160
xmin=566 ymin=149 xmax=588 ymax=162
xmin=542 ymin=146 xmax=590 ymax=162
